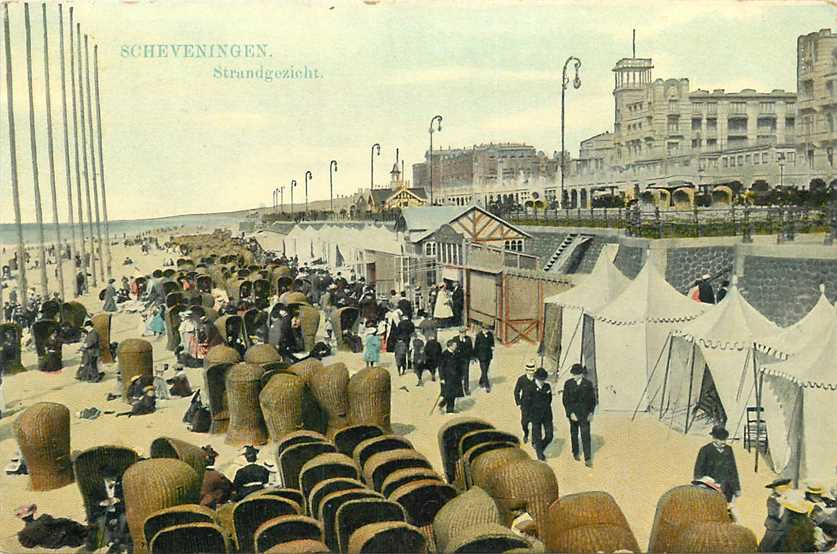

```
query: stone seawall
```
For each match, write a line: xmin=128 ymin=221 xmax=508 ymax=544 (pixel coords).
xmin=613 ymin=244 xmax=645 ymax=279
xmin=665 ymin=246 xmax=736 ymax=294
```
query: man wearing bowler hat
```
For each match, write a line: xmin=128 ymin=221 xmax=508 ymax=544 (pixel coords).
xmin=759 ymin=477 xmax=792 ymax=552
xmin=693 ymin=425 xmax=741 ymax=503
xmin=562 ymin=363 xmax=597 ymax=467
xmin=529 ymin=367 xmax=554 ymax=461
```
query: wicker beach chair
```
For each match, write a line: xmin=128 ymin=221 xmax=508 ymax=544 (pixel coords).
xmin=0 ymin=322 xmax=24 ymax=373
xmin=143 ymin=504 xmax=215 ymax=547
xmin=347 ymin=367 xmax=391 ymax=432
xmin=437 ymin=417 xmax=493 ymax=486
xmin=389 ymin=479 xmax=456 ymax=550
xmin=469 ymin=447 xmax=530 ymax=492
xmin=308 ymin=478 xmax=366 ymax=521
xmin=92 ymin=312 xmax=114 ymax=363
xmin=14 ymin=402 xmax=73 ymax=491
xmin=214 ymin=502 xmax=236 ymax=547
xmin=319 ymin=489 xmax=383 ymax=552
xmin=118 ymin=339 xmax=154 ymax=399
xmin=149 ymin=437 xmax=208 ymax=482
xmin=335 ymin=498 xmax=406 ymax=553
xmin=287 ymin=358 xmax=324 ymax=383
xmin=331 ymin=307 xmax=360 ymax=352
xmin=381 ymin=467 xmax=442 ymax=499
xmin=265 ymin=539 xmax=330 ymax=554
xmin=347 ymin=521 xmax=426 ymax=554
xmin=225 ymin=362 xmax=268 ymax=446
xmin=284 ymin=291 xmax=310 ymax=306
xmin=479 ymin=459 xmax=559 ymax=540
xmin=353 ymin=435 xmax=413 ymax=471
xmin=204 ymin=345 xmax=242 ymax=369
xmin=432 ymin=486 xmax=502 ymax=553
xmin=548 ymin=523 xmax=641 ymax=554
xmin=245 ymin=343 xmax=283 ymax=366
xmin=149 ymin=522 xmax=228 ymax=554
xmin=233 ymin=495 xmax=301 ymax=554
xmin=363 ymin=449 xmax=433 ymax=492
xmin=298 ymin=304 xmax=320 ymax=353
xmin=260 ymin=373 xmax=306 ymax=443
xmin=333 ymin=425 xmax=384 ymax=457
xmin=647 ymin=485 xmax=732 ymax=553
xmin=205 ymin=362 xmax=235 ymax=434
xmin=276 ymin=430 xmax=328 ymax=460
xmin=165 ymin=306 xmax=184 ymax=352
xmin=32 ymin=320 xmax=62 ymax=371
xmin=299 ymin=453 xmax=360 ymax=510
xmin=453 ymin=430 xmax=518 ymax=490
xmin=308 ymin=362 xmax=350 ymax=438
xmin=73 ymin=445 xmax=140 ymax=521
xmin=123 ymin=459 xmax=202 ymax=554
xmin=669 ymin=521 xmax=759 ymax=553
xmin=278 ymin=441 xmax=337 ymax=490
xmin=544 ymin=491 xmax=634 ymax=550
xmin=255 ymin=487 xmax=305 ymax=512
xmin=461 ymin=441 xmax=517 ymax=490
xmin=255 ymin=516 xmax=323 ymax=553
xmin=446 ymin=523 xmax=531 ymax=553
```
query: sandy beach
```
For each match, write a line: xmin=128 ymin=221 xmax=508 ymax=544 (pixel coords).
xmin=0 ymin=236 xmax=777 ymax=552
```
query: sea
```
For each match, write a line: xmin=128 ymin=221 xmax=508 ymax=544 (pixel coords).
xmin=0 ymin=212 xmax=243 ymax=249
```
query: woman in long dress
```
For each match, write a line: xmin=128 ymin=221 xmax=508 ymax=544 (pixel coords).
xmin=363 ymin=328 xmax=381 ymax=368
xmin=433 ymin=285 xmax=453 ymax=326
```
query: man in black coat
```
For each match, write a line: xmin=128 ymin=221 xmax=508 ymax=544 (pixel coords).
xmin=232 ymin=446 xmax=271 ymax=500
xmin=698 ymin=273 xmax=716 ymax=304
xmin=438 ymin=339 xmax=462 ymax=414
xmin=473 ymin=323 xmax=495 ymax=392
xmin=397 ymin=291 xmax=413 ymax=321
xmin=562 ymin=364 xmax=597 ymax=467
xmin=513 ymin=361 xmax=536 ymax=443
xmin=453 ymin=327 xmax=474 ymax=395
xmin=451 ymin=283 xmax=464 ymax=326
xmin=422 ymin=336 xmax=442 ymax=384
xmin=530 ymin=368 xmax=554 ymax=461
xmin=693 ymin=425 xmax=741 ymax=502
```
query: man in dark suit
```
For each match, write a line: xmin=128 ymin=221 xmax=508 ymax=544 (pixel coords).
xmin=514 ymin=361 xmax=536 ymax=443
xmin=451 ymin=283 xmax=464 ymax=326
xmin=473 ymin=323 xmax=495 ymax=392
xmin=693 ymin=425 xmax=740 ymax=503
xmin=397 ymin=291 xmax=413 ymax=321
xmin=232 ymin=446 xmax=270 ymax=500
xmin=562 ymin=363 xmax=597 ymax=467
xmin=438 ymin=339 xmax=462 ymax=414
xmin=453 ymin=327 xmax=474 ymax=395
xmin=530 ymin=368 xmax=554 ymax=461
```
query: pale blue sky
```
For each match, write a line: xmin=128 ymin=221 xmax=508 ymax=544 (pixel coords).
xmin=0 ymin=0 xmax=833 ymax=221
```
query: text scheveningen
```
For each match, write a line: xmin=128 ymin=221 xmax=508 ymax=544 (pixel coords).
xmin=213 ymin=65 xmax=323 ymax=82
xmin=121 ymin=43 xmax=270 ymax=59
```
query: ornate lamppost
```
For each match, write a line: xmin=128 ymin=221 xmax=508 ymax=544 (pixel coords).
xmin=370 ymin=143 xmax=380 ymax=189
xmin=329 ymin=160 xmax=338 ymax=217
xmin=304 ymin=170 xmax=312 ymax=217
xmin=290 ymin=179 xmax=297 ymax=216
xmin=560 ymin=56 xmax=581 ymax=209
xmin=429 ymin=115 xmax=443 ymax=205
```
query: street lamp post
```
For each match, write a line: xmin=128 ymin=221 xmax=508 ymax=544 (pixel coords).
xmin=329 ymin=160 xmax=338 ymax=216
xmin=290 ymin=179 xmax=297 ymax=216
xmin=560 ymin=56 xmax=582 ymax=209
xmin=304 ymin=170 xmax=312 ymax=217
xmin=429 ymin=115 xmax=442 ymax=205
xmin=371 ymin=143 xmax=380 ymax=189
xmin=279 ymin=186 xmax=285 ymax=214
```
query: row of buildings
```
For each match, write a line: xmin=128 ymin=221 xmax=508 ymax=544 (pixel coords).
xmin=404 ymin=28 xmax=837 ymax=211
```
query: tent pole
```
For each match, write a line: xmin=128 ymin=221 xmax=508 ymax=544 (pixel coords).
xmin=753 ymin=344 xmax=762 ymax=473
xmin=658 ymin=336 xmax=675 ymax=419
xmin=684 ymin=341 xmax=697 ymax=432
xmin=632 ymin=330 xmax=672 ymax=422
xmin=558 ymin=311 xmax=582 ymax=373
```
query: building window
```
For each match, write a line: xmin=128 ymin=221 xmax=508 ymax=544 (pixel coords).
xmin=668 ymin=99 xmax=678 ymax=112
xmin=737 ymin=155 xmax=743 ymax=166
xmin=667 ymin=116 xmax=680 ymax=133
xmin=706 ymin=118 xmax=717 ymax=131
xmin=745 ymin=154 xmax=751 ymax=164
xmin=691 ymin=117 xmax=702 ymax=131
xmin=707 ymin=138 xmax=717 ymax=148
xmin=754 ymin=154 xmax=759 ymax=165
xmin=788 ymin=152 xmax=796 ymax=164
xmin=786 ymin=117 xmax=795 ymax=130
xmin=723 ymin=157 xmax=728 ymax=168
xmin=424 ymin=241 xmax=436 ymax=257
xmin=762 ymin=153 xmax=768 ymax=164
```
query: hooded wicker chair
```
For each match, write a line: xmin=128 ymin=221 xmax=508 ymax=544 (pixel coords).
xmin=276 ymin=430 xmax=328 ymax=460
xmin=363 ymin=449 xmax=433 ymax=492
xmin=214 ymin=502 xmax=236 ymax=545
xmin=118 ymin=339 xmax=154 ymax=400
xmin=437 ymin=417 xmax=493 ymax=486
xmin=461 ymin=441 xmax=517 ymax=490
xmin=265 ymin=539 xmax=330 ymax=553
xmin=319 ymin=489 xmax=383 ymax=552
xmin=297 ymin=304 xmax=320 ymax=352
xmin=92 ymin=312 xmax=114 ymax=363
xmin=215 ymin=315 xmax=244 ymax=347
xmin=647 ymin=485 xmax=731 ymax=553
xmin=287 ymin=358 xmax=324 ymax=384
xmin=205 ymin=345 xmax=241 ymax=369
xmin=61 ymin=301 xmax=88 ymax=330
xmin=225 ymin=362 xmax=268 ymax=446
xmin=233 ymin=495 xmax=301 ymax=554
xmin=299 ymin=453 xmax=360 ymax=510
xmin=284 ymin=291 xmax=310 ymax=306
xmin=309 ymin=362 xmax=350 ymax=437
xmin=255 ymin=516 xmax=323 ymax=553
xmin=353 ymin=435 xmax=413 ymax=471
xmin=278 ymin=441 xmax=338 ymax=490
xmin=308 ymin=478 xmax=366 ymax=521
xmin=453 ymin=430 xmax=518 ymax=490
xmin=432 ymin=486 xmax=502 ymax=553
xmin=0 ymin=322 xmax=24 ymax=373
xmin=469 ymin=447 xmax=530 ymax=492
xmin=479 ymin=459 xmax=559 ymax=540
xmin=544 ymin=491 xmax=633 ymax=549
xmin=14 ymin=402 xmax=73 ymax=491
xmin=389 ymin=479 xmax=457 ymax=549
xmin=446 ymin=523 xmax=531 ymax=553
xmin=205 ymin=362 xmax=235 ymax=434
xmin=347 ymin=367 xmax=391 ymax=432
xmin=335 ymin=498 xmax=406 ymax=553
xmin=73 ymin=445 xmax=140 ymax=521
xmin=165 ymin=306 xmax=184 ymax=352
xmin=33 ymin=320 xmax=62 ymax=371
xmin=670 ymin=521 xmax=759 ymax=553
xmin=260 ymin=373 xmax=306 ymax=443
xmin=347 ymin=521 xmax=426 ymax=554
xmin=332 ymin=307 xmax=360 ymax=352
xmin=381 ymin=467 xmax=442 ymax=499
xmin=333 ymin=425 xmax=384 ymax=457
xmin=123 ymin=459 xmax=202 ymax=554
xmin=548 ymin=523 xmax=640 ymax=554
xmin=256 ymin=487 xmax=306 ymax=512
xmin=149 ymin=437 xmax=208 ymax=482
xmin=245 ymin=343 xmax=282 ymax=366
xmin=149 ymin=522 xmax=229 ymax=554
xmin=244 ymin=308 xmax=269 ymax=345
xmin=143 ymin=504 xmax=215 ymax=547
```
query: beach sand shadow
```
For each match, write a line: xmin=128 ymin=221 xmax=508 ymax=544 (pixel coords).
xmin=391 ymin=422 xmax=416 ymax=437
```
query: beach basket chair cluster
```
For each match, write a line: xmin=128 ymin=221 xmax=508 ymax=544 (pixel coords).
xmin=543 ymin=491 xmax=640 ymax=553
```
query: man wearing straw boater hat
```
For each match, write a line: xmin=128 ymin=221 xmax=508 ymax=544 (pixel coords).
xmin=514 ymin=360 xmax=536 ymax=443
xmin=562 ymin=363 xmax=597 ymax=468
xmin=693 ymin=425 xmax=741 ymax=504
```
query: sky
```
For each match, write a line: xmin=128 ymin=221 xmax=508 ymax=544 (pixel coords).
xmin=0 ymin=0 xmax=833 ymax=222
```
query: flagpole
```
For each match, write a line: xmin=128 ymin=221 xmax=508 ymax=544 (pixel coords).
xmin=93 ymin=43 xmax=112 ymax=279
xmin=69 ymin=8 xmax=89 ymax=293
xmin=84 ymin=34 xmax=104 ymax=284
xmin=77 ymin=21 xmax=98 ymax=289
xmin=58 ymin=4 xmax=78 ymax=296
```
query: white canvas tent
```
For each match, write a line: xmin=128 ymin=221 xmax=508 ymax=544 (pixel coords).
xmin=759 ymin=301 xmax=837 ymax=482
xmin=541 ymin=245 xmax=627 ymax=375
xmin=652 ymin=277 xmax=780 ymax=436
xmin=756 ymin=285 xmax=834 ymax=360
xmin=586 ymin=259 xmax=706 ymax=411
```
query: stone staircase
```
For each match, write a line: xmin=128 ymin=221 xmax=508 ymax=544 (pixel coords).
xmin=545 ymin=234 xmax=593 ymax=273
